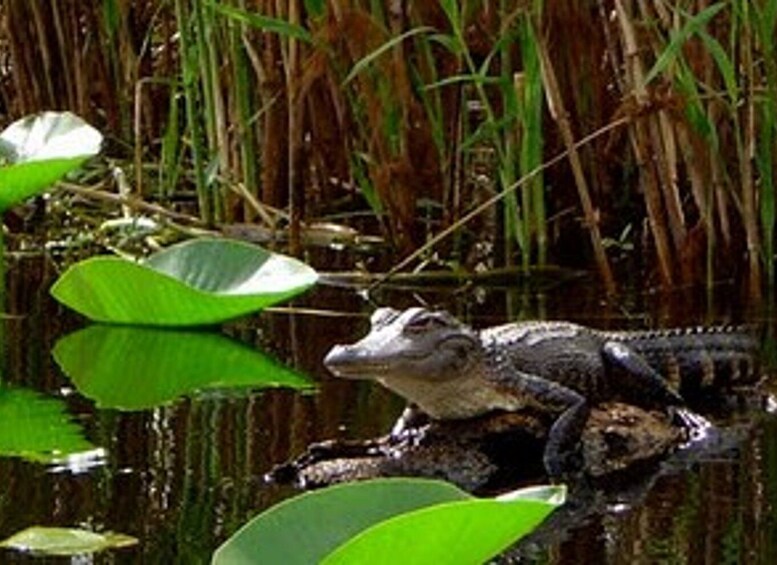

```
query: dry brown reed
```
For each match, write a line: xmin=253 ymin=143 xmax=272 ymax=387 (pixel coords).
xmin=0 ymin=1 xmax=775 ymax=294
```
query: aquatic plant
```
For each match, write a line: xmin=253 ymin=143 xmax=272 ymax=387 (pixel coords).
xmin=212 ymin=478 xmax=565 ymax=564
xmin=3 ymin=2 xmax=777 ymax=291
xmin=0 ymin=112 xmax=102 ymax=211
xmin=51 ymin=237 xmax=318 ymax=326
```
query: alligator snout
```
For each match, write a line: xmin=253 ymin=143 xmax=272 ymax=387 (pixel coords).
xmin=323 ymin=344 xmax=362 ymax=378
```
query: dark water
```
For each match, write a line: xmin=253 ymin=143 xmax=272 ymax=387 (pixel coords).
xmin=0 ymin=253 xmax=776 ymax=563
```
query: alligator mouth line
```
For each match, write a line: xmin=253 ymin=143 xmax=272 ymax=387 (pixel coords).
xmin=325 ymin=352 xmax=435 ymax=378
xmin=325 ymin=360 xmax=394 ymax=378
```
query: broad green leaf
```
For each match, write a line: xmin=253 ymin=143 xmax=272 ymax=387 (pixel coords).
xmin=323 ymin=496 xmax=561 ymax=564
xmin=50 ymin=238 xmax=318 ymax=326
xmin=0 ymin=112 xmax=102 ymax=210
xmin=53 ymin=325 xmax=312 ymax=410
xmin=0 ymin=387 xmax=96 ymax=463
xmin=0 ymin=527 xmax=137 ymax=556
xmin=212 ymin=479 xmax=469 ymax=565
xmin=212 ymin=478 xmax=564 ymax=565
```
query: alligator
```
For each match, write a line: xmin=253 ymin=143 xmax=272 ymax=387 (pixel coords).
xmin=324 ymin=307 xmax=759 ymax=477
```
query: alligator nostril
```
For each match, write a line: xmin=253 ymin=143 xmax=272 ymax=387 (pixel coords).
xmin=323 ymin=345 xmax=347 ymax=368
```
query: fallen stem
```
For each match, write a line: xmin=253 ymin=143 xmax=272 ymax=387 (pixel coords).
xmin=367 ymin=116 xmax=631 ymax=292
xmin=58 ymin=181 xmax=206 ymax=225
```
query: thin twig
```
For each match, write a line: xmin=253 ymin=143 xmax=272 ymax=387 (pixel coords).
xmin=58 ymin=181 xmax=206 ymax=225
xmin=367 ymin=116 xmax=631 ymax=292
xmin=536 ymin=26 xmax=616 ymax=294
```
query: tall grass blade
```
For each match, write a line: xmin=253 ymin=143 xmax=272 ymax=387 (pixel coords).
xmin=209 ymin=2 xmax=312 ymax=42
xmin=344 ymin=27 xmax=434 ymax=86
xmin=645 ymin=2 xmax=726 ymax=85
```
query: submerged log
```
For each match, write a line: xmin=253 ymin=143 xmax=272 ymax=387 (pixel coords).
xmin=269 ymin=402 xmax=682 ymax=492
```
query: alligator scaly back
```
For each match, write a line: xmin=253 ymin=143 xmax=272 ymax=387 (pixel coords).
xmin=604 ymin=325 xmax=760 ymax=393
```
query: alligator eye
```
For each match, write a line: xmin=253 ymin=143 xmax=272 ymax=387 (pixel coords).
xmin=403 ymin=313 xmax=451 ymax=334
xmin=370 ymin=308 xmax=398 ymax=327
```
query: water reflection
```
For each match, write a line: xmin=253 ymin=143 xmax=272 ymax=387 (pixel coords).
xmin=0 ymin=253 xmax=776 ymax=562
xmin=0 ymin=386 xmax=98 ymax=465
xmin=53 ymin=325 xmax=312 ymax=410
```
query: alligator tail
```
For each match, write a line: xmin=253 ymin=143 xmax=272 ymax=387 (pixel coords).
xmin=609 ymin=326 xmax=760 ymax=392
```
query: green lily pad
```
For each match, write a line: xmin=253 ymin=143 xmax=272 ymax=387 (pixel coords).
xmin=52 ymin=325 xmax=312 ymax=410
xmin=0 ymin=387 xmax=98 ymax=464
xmin=323 ymin=489 xmax=563 ymax=564
xmin=50 ymin=238 xmax=319 ymax=326
xmin=0 ymin=111 xmax=102 ymax=210
xmin=212 ymin=478 xmax=565 ymax=565
xmin=0 ymin=527 xmax=137 ymax=556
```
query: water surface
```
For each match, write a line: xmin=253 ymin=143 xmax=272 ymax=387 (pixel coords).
xmin=0 ymin=254 xmax=774 ymax=563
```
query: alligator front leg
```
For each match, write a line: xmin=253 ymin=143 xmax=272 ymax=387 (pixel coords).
xmin=390 ymin=404 xmax=429 ymax=437
xmin=601 ymin=341 xmax=684 ymax=407
xmin=602 ymin=341 xmax=712 ymax=438
xmin=518 ymin=374 xmax=590 ymax=478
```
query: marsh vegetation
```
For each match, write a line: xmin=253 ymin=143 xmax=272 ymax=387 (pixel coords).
xmin=1 ymin=1 xmax=777 ymax=562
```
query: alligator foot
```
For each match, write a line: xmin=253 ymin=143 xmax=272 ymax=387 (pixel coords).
xmin=669 ymin=406 xmax=713 ymax=442
xmin=390 ymin=405 xmax=430 ymax=439
xmin=582 ymin=403 xmax=682 ymax=478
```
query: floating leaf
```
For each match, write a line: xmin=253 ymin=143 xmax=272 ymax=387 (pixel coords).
xmin=0 ymin=387 xmax=96 ymax=464
xmin=212 ymin=478 xmax=565 ymax=565
xmin=323 ymin=489 xmax=563 ymax=564
xmin=53 ymin=325 xmax=312 ymax=410
xmin=0 ymin=527 xmax=137 ymax=556
xmin=51 ymin=238 xmax=318 ymax=326
xmin=0 ymin=112 xmax=102 ymax=210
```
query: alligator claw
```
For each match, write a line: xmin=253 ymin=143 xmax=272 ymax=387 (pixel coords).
xmin=669 ymin=407 xmax=713 ymax=442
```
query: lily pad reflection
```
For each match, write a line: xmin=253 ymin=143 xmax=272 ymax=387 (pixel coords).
xmin=0 ymin=387 xmax=96 ymax=464
xmin=0 ymin=526 xmax=137 ymax=556
xmin=53 ymin=325 xmax=313 ymax=411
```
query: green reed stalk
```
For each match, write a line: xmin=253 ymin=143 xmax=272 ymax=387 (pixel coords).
xmin=498 ymin=0 xmax=521 ymax=267
xmin=517 ymin=8 xmax=545 ymax=266
xmin=211 ymin=1 xmax=314 ymax=220
xmin=732 ymin=0 xmax=762 ymax=296
xmin=101 ymin=0 xmax=132 ymax=142
xmin=341 ymin=66 xmax=385 ymax=217
xmin=410 ymin=32 xmax=447 ymax=185
xmin=438 ymin=1 xmax=532 ymax=264
xmin=231 ymin=3 xmax=259 ymax=219
xmin=641 ymin=2 xmax=742 ymax=288
xmin=174 ymin=0 xmax=212 ymax=224
xmin=343 ymin=20 xmax=437 ymax=218
xmin=159 ymin=87 xmax=183 ymax=198
xmin=753 ymin=2 xmax=777 ymax=286
xmin=194 ymin=0 xmax=225 ymax=222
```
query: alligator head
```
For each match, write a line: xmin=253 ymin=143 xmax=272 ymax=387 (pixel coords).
xmin=325 ymin=307 xmax=481 ymax=380
xmin=324 ymin=307 xmax=516 ymax=419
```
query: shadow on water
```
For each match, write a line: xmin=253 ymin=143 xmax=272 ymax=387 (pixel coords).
xmin=0 ymin=252 xmax=776 ymax=563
